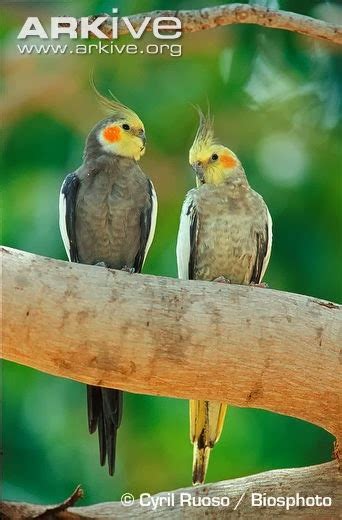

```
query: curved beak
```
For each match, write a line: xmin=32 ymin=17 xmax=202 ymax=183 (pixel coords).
xmin=135 ymin=128 xmax=146 ymax=150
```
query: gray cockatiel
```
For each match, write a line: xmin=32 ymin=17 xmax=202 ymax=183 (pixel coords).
xmin=176 ymin=110 xmax=272 ymax=485
xmin=59 ymin=90 xmax=157 ymax=475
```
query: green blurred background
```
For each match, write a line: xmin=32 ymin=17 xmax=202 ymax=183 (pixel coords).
xmin=1 ymin=0 xmax=341 ymax=506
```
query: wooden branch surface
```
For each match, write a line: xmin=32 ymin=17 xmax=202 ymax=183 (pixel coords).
xmin=1 ymin=461 xmax=340 ymax=519
xmin=77 ymin=4 xmax=342 ymax=44
xmin=2 ymin=247 xmax=341 ymax=445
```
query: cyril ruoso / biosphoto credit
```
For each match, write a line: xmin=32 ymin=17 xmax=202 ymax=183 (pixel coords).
xmin=1 ymin=1 xmax=341 ymax=519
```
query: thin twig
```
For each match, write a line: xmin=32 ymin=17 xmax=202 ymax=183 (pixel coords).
xmin=69 ymin=4 xmax=342 ymax=45
xmin=36 ymin=486 xmax=84 ymax=518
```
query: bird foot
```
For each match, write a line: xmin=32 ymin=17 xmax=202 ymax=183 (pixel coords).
xmin=250 ymin=281 xmax=268 ymax=288
xmin=213 ymin=276 xmax=231 ymax=284
xmin=121 ymin=266 xmax=135 ymax=274
xmin=95 ymin=261 xmax=109 ymax=268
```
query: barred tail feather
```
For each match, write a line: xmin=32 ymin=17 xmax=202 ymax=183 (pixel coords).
xmin=190 ymin=399 xmax=227 ymax=485
xmin=192 ymin=445 xmax=211 ymax=485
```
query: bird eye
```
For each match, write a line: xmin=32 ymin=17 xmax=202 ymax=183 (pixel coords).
xmin=211 ymin=153 xmax=218 ymax=161
xmin=122 ymin=124 xmax=130 ymax=130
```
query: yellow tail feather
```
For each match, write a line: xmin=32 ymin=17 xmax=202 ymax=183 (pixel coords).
xmin=192 ymin=445 xmax=211 ymax=485
xmin=190 ymin=400 xmax=227 ymax=485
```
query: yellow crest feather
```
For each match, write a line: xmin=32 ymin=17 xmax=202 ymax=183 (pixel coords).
xmin=190 ymin=106 xmax=217 ymax=161
xmin=90 ymin=74 xmax=141 ymax=122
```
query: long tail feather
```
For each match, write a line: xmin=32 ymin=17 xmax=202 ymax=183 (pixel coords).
xmin=190 ymin=399 xmax=227 ymax=485
xmin=98 ymin=408 xmax=106 ymax=467
xmin=87 ymin=385 xmax=101 ymax=434
xmin=192 ymin=445 xmax=211 ymax=485
xmin=87 ymin=385 xmax=123 ymax=475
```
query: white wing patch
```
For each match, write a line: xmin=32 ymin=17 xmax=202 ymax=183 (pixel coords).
xmin=176 ymin=192 xmax=197 ymax=280
xmin=143 ymin=180 xmax=158 ymax=265
xmin=260 ymin=207 xmax=273 ymax=281
xmin=59 ymin=180 xmax=71 ymax=261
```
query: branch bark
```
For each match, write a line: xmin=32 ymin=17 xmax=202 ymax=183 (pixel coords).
xmin=77 ymin=4 xmax=342 ymax=45
xmin=1 ymin=461 xmax=341 ymax=519
xmin=2 ymin=246 xmax=341 ymax=447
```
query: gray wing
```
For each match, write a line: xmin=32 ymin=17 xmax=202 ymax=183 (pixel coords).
xmin=59 ymin=172 xmax=80 ymax=262
xmin=133 ymin=178 xmax=158 ymax=273
xmin=176 ymin=191 xmax=198 ymax=281
xmin=250 ymin=208 xmax=273 ymax=283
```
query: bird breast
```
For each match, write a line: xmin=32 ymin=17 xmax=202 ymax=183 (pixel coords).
xmin=193 ymin=184 xmax=268 ymax=284
xmin=75 ymin=166 xmax=149 ymax=269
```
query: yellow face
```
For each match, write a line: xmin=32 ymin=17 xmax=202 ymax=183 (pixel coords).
xmin=98 ymin=115 xmax=146 ymax=161
xmin=189 ymin=144 xmax=240 ymax=186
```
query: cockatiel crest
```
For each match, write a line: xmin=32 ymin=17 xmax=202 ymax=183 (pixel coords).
xmin=189 ymin=108 xmax=241 ymax=186
xmin=90 ymin=79 xmax=146 ymax=161
xmin=189 ymin=107 xmax=216 ymax=156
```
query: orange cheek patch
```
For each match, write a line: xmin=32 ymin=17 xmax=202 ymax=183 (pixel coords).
xmin=103 ymin=125 xmax=121 ymax=143
xmin=220 ymin=154 xmax=237 ymax=168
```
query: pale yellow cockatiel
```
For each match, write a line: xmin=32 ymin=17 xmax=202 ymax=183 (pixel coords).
xmin=176 ymin=109 xmax=272 ymax=485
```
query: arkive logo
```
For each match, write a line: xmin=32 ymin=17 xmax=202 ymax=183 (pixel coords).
xmin=17 ymin=8 xmax=182 ymax=40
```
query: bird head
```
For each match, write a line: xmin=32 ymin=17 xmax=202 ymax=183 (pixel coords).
xmin=90 ymin=83 xmax=146 ymax=161
xmin=189 ymin=109 xmax=241 ymax=186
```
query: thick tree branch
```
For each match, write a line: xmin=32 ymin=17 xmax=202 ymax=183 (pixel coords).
xmin=78 ymin=4 xmax=342 ymax=45
xmin=2 ymin=247 xmax=341 ymax=447
xmin=1 ymin=461 xmax=341 ymax=518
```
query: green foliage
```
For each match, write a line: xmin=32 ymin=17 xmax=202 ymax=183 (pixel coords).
xmin=2 ymin=0 xmax=341 ymax=505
